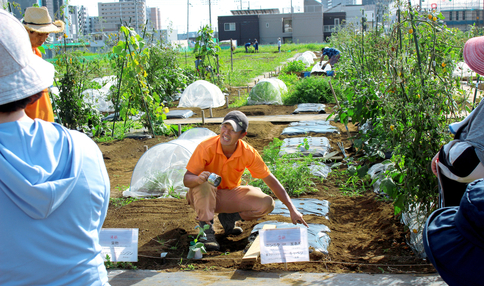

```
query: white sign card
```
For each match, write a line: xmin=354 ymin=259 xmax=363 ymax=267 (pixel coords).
xmin=100 ymin=228 xmax=138 ymax=262
xmin=260 ymin=227 xmax=309 ymax=264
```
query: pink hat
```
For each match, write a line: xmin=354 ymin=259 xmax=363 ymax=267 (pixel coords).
xmin=463 ymin=36 xmax=484 ymax=76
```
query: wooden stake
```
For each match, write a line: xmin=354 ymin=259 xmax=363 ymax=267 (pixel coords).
xmin=209 ymin=107 xmax=213 ymax=118
xmin=178 ymin=124 xmax=182 ymax=136
xmin=226 ymin=96 xmax=229 ymax=108
xmin=201 ymin=110 xmax=205 ymax=125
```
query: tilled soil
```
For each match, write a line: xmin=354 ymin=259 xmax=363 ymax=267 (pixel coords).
xmin=99 ymin=96 xmax=434 ymax=274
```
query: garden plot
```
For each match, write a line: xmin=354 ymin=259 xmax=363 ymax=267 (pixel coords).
xmin=279 ymin=137 xmax=332 ymax=157
xmin=281 ymin=120 xmax=339 ymax=135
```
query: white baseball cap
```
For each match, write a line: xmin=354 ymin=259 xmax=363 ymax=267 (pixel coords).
xmin=0 ymin=9 xmax=54 ymax=105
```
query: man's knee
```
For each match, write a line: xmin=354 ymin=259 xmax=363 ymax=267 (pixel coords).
xmin=261 ymin=195 xmax=275 ymax=215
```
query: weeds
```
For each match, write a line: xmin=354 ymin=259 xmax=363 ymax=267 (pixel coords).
xmin=104 ymin=254 xmax=137 ymax=270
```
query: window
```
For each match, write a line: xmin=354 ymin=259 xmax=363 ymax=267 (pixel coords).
xmin=449 ymin=11 xmax=452 ymax=20
xmin=334 ymin=18 xmax=340 ymax=26
xmin=463 ymin=11 xmax=466 ymax=20
xmin=283 ymin=18 xmax=292 ymax=33
xmin=456 ymin=11 xmax=459 ymax=21
xmin=224 ymin=23 xmax=235 ymax=31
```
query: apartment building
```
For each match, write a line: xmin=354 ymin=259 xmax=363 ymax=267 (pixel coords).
xmin=97 ymin=0 xmax=146 ymax=33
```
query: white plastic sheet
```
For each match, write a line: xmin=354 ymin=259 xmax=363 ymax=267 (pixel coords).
xmin=178 ymin=80 xmax=225 ymax=109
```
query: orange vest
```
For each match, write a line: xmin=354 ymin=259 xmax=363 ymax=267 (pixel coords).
xmin=24 ymin=48 xmax=55 ymax=122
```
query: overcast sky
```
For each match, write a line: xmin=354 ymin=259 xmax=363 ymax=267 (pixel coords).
xmin=69 ymin=0 xmax=306 ymax=33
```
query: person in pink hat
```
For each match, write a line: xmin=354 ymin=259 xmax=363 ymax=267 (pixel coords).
xmin=431 ymin=35 xmax=484 ymax=207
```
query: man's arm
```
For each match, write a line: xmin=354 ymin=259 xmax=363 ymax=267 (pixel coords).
xmin=262 ymin=174 xmax=309 ymax=227
xmin=183 ymin=170 xmax=212 ymax=188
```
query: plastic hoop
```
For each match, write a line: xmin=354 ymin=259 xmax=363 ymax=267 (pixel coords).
xmin=431 ymin=3 xmax=437 ymax=9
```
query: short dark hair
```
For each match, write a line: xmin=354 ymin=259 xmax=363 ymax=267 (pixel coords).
xmin=0 ymin=93 xmax=39 ymax=113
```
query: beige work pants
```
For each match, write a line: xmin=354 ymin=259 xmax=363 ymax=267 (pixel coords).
xmin=186 ymin=182 xmax=275 ymax=222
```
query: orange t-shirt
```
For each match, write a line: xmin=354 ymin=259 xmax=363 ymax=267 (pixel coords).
xmin=186 ymin=135 xmax=271 ymax=190
xmin=24 ymin=48 xmax=55 ymax=122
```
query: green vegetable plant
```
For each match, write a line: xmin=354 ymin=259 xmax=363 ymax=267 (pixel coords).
xmin=248 ymin=138 xmax=318 ymax=197
xmin=187 ymin=224 xmax=210 ymax=259
xmin=329 ymin=0 xmax=471 ymax=215
xmin=282 ymin=60 xmax=306 ymax=73
xmin=284 ymin=76 xmax=339 ymax=105
xmin=193 ymin=25 xmax=222 ymax=85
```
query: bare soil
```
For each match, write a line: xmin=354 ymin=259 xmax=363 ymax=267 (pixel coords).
xmin=99 ymin=92 xmax=434 ymax=274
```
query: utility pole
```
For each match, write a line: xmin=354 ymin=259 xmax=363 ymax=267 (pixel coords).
xmin=209 ymin=0 xmax=212 ymax=27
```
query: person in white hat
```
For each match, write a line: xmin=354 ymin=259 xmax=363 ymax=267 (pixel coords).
xmin=22 ymin=6 xmax=64 ymax=122
xmin=0 ymin=9 xmax=110 ymax=286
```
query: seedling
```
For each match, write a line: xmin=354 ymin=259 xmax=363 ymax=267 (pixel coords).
xmin=187 ymin=224 xmax=210 ymax=259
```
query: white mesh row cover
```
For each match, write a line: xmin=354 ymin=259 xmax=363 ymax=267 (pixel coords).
xmin=125 ymin=128 xmax=217 ymax=198
xmin=81 ymin=75 xmax=117 ymax=112
xmin=302 ymin=51 xmax=317 ymax=59
xmin=177 ymin=80 xmax=225 ymax=109
xmin=247 ymin=78 xmax=287 ymax=105
xmin=49 ymin=75 xmax=117 ymax=113
xmin=296 ymin=53 xmax=314 ymax=68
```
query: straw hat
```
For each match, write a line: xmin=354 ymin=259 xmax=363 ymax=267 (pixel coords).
xmin=423 ymin=178 xmax=484 ymax=286
xmin=22 ymin=6 xmax=65 ymax=34
xmin=0 ymin=9 xmax=54 ymax=105
xmin=463 ymin=36 xmax=484 ymax=76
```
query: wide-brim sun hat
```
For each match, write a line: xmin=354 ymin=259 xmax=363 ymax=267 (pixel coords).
xmin=0 ymin=9 xmax=55 ymax=105
xmin=423 ymin=178 xmax=484 ymax=286
xmin=22 ymin=6 xmax=65 ymax=33
xmin=463 ymin=36 xmax=484 ymax=76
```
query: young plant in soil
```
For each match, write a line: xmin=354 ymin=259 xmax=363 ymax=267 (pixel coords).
xmin=187 ymin=224 xmax=210 ymax=259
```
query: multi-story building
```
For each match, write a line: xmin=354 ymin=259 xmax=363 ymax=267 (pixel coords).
xmin=146 ymin=6 xmax=161 ymax=30
xmin=96 ymin=0 xmax=146 ymax=33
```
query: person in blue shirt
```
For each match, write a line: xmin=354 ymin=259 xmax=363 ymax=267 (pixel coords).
xmin=0 ymin=10 xmax=110 ymax=286
xmin=319 ymin=47 xmax=341 ymax=69
xmin=253 ymin=39 xmax=259 ymax=52
xmin=245 ymin=40 xmax=252 ymax=53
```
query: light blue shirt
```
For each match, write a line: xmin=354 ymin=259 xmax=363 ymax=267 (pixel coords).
xmin=0 ymin=119 xmax=110 ymax=286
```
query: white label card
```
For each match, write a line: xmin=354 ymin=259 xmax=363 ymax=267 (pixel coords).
xmin=260 ymin=227 xmax=309 ymax=264
xmin=100 ymin=228 xmax=138 ymax=262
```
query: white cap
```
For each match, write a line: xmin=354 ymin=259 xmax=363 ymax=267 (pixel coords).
xmin=0 ymin=9 xmax=54 ymax=105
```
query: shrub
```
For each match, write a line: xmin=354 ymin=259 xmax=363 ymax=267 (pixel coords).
xmin=284 ymin=76 xmax=339 ymax=105
xmin=282 ymin=60 xmax=306 ymax=73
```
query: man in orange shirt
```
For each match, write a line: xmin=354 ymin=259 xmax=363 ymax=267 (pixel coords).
xmin=184 ymin=111 xmax=308 ymax=251
xmin=22 ymin=6 xmax=64 ymax=122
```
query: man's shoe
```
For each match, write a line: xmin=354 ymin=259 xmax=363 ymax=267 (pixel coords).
xmin=218 ymin=213 xmax=243 ymax=235
xmin=199 ymin=221 xmax=220 ymax=251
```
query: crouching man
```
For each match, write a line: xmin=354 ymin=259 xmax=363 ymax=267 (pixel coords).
xmin=183 ymin=111 xmax=308 ymax=251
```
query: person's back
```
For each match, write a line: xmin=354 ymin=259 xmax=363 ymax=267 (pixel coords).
xmin=0 ymin=120 xmax=110 ymax=285
xmin=0 ymin=9 xmax=110 ymax=285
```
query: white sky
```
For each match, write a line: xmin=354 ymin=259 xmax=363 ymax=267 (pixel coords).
xmin=69 ymin=0 xmax=305 ymax=33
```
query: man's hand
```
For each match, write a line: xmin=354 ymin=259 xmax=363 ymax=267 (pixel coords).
xmin=290 ymin=209 xmax=309 ymax=227
xmin=196 ymin=171 xmax=211 ymax=185
xmin=183 ymin=170 xmax=211 ymax=188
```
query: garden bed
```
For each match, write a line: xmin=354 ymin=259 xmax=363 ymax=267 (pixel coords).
xmin=99 ymin=89 xmax=434 ymax=274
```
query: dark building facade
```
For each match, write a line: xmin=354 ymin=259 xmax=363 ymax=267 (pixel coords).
xmin=217 ymin=15 xmax=260 ymax=47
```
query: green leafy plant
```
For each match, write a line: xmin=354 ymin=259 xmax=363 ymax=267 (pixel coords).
xmin=193 ymin=25 xmax=222 ymax=85
xmin=284 ymin=76 xmax=339 ymax=105
xmin=248 ymin=138 xmax=318 ymax=197
xmin=329 ymin=2 xmax=469 ymax=215
xmin=282 ymin=60 xmax=306 ymax=73
xmin=104 ymin=254 xmax=137 ymax=269
xmin=187 ymin=224 xmax=209 ymax=259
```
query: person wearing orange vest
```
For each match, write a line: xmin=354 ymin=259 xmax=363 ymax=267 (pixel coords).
xmin=22 ymin=7 xmax=65 ymax=122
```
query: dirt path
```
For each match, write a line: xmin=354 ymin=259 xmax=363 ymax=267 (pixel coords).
xmin=98 ymin=91 xmax=434 ymax=274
